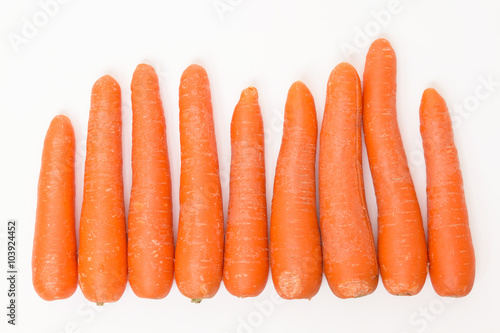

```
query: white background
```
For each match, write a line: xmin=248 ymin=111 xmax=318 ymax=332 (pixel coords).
xmin=1 ymin=1 xmax=499 ymax=332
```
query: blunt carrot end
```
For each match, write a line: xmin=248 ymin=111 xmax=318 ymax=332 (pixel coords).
xmin=94 ymin=74 xmax=119 ymax=90
xmin=240 ymin=86 xmax=258 ymax=100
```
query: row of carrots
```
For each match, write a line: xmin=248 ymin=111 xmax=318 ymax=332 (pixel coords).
xmin=32 ymin=38 xmax=475 ymax=304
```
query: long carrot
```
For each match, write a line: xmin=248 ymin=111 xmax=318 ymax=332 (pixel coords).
xmin=128 ymin=64 xmax=174 ymax=299
xmin=419 ymin=88 xmax=475 ymax=297
xmin=223 ymin=87 xmax=268 ymax=298
xmin=319 ymin=63 xmax=378 ymax=298
xmin=32 ymin=115 xmax=77 ymax=301
xmin=363 ymin=38 xmax=427 ymax=295
xmin=78 ymin=75 xmax=127 ymax=305
xmin=175 ymin=64 xmax=224 ymax=302
xmin=270 ymin=81 xmax=322 ymax=300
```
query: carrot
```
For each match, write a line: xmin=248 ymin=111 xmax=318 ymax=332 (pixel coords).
xmin=223 ymin=87 xmax=269 ymax=298
xmin=175 ymin=64 xmax=224 ymax=302
xmin=319 ymin=62 xmax=378 ymax=298
xmin=127 ymin=64 xmax=174 ymax=299
xmin=270 ymin=81 xmax=322 ymax=300
xmin=419 ymin=88 xmax=475 ymax=297
xmin=78 ymin=75 xmax=127 ymax=305
xmin=363 ymin=38 xmax=427 ymax=295
xmin=32 ymin=115 xmax=77 ymax=301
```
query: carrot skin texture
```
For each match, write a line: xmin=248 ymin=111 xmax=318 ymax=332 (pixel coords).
xmin=78 ymin=75 xmax=127 ymax=304
xmin=223 ymin=87 xmax=269 ymax=298
xmin=32 ymin=115 xmax=77 ymax=301
xmin=420 ymin=88 xmax=475 ymax=297
xmin=128 ymin=64 xmax=174 ymax=299
xmin=270 ymin=81 xmax=322 ymax=300
xmin=363 ymin=38 xmax=427 ymax=295
xmin=175 ymin=65 xmax=224 ymax=301
xmin=319 ymin=63 xmax=378 ymax=298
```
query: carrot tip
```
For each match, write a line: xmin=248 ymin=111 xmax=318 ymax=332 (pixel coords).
xmin=191 ymin=298 xmax=202 ymax=304
xmin=183 ymin=64 xmax=207 ymax=77
xmin=372 ymin=37 xmax=391 ymax=47
xmin=241 ymin=86 xmax=259 ymax=99
xmin=422 ymin=87 xmax=441 ymax=101
xmin=135 ymin=63 xmax=155 ymax=72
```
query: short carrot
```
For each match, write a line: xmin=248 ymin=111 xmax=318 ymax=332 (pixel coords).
xmin=175 ymin=64 xmax=224 ymax=302
xmin=419 ymin=88 xmax=475 ymax=297
xmin=32 ymin=115 xmax=77 ymax=301
xmin=128 ymin=64 xmax=174 ymax=299
xmin=78 ymin=75 xmax=127 ymax=305
xmin=270 ymin=81 xmax=322 ymax=300
xmin=363 ymin=38 xmax=428 ymax=295
xmin=223 ymin=87 xmax=269 ymax=298
xmin=319 ymin=63 xmax=378 ymax=298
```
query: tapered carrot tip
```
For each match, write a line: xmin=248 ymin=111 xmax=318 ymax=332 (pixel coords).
xmin=331 ymin=62 xmax=359 ymax=82
xmin=131 ymin=64 xmax=157 ymax=82
xmin=334 ymin=61 xmax=356 ymax=73
xmin=370 ymin=38 xmax=393 ymax=50
xmin=182 ymin=64 xmax=207 ymax=78
xmin=240 ymin=86 xmax=258 ymax=100
xmin=289 ymin=80 xmax=308 ymax=93
xmin=421 ymin=88 xmax=443 ymax=105
xmin=51 ymin=114 xmax=72 ymax=128
xmin=135 ymin=63 xmax=155 ymax=73
xmin=95 ymin=74 xmax=118 ymax=86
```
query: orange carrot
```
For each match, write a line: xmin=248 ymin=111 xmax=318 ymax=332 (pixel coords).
xmin=128 ymin=64 xmax=174 ymax=299
xmin=363 ymin=38 xmax=427 ymax=295
xmin=175 ymin=64 xmax=224 ymax=302
xmin=223 ymin=87 xmax=268 ymax=298
xmin=419 ymin=88 xmax=475 ymax=297
xmin=78 ymin=75 xmax=127 ymax=305
xmin=319 ymin=63 xmax=378 ymax=298
xmin=270 ymin=81 xmax=322 ymax=300
xmin=32 ymin=115 xmax=77 ymax=301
